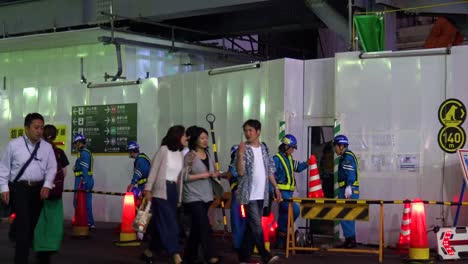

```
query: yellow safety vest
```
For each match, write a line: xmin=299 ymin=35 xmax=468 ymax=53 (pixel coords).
xmin=276 ymin=153 xmax=295 ymax=191
xmin=74 ymin=148 xmax=93 ymax=177
xmin=337 ymin=151 xmax=359 ymax=188
xmin=135 ymin=154 xmax=151 ymax=185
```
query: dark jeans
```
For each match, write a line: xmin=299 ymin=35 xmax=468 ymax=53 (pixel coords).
xmin=184 ymin=201 xmax=215 ymax=263
xmin=239 ymin=200 xmax=272 ymax=262
xmin=10 ymin=181 xmax=44 ymax=264
xmin=149 ymin=181 xmax=179 ymax=255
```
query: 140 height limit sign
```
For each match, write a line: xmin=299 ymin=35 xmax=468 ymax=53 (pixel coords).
xmin=71 ymin=103 xmax=137 ymax=154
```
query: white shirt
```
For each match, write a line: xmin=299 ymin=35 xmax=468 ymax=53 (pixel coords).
xmin=250 ymin=146 xmax=266 ymax=200
xmin=166 ymin=150 xmax=183 ymax=182
xmin=0 ymin=135 xmax=57 ymax=192
xmin=182 ymin=147 xmax=190 ymax=156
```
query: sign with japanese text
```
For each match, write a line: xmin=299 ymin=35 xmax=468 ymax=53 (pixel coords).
xmin=71 ymin=103 xmax=137 ymax=154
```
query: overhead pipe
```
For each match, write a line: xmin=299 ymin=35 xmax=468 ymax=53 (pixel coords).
xmin=359 ymin=47 xmax=451 ymax=59
xmin=208 ymin=62 xmax=260 ymax=75
xmin=87 ymin=79 xmax=141 ymax=89
xmin=110 ymin=42 xmax=123 ymax=81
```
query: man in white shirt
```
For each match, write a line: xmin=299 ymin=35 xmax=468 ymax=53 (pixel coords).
xmin=0 ymin=113 xmax=57 ymax=264
xmin=235 ymin=119 xmax=281 ymax=264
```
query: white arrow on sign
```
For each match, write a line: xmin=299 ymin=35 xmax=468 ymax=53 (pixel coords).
xmin=72 ymin=119 xmax=78 ymax=125
xmin=72 ymin=109 xmax=78 ymax=115
xmin=105 ymin=117 xmax=110 ymax=124
xmin=105 ymin=106 xmax=110 ymax=113
xmin=105 ymin=127 xmax=110 ymax=135
xmin=72 ymin=129 xmax=77 ymax=135
xmin=104 ymin=138 xmax=110 ymax=145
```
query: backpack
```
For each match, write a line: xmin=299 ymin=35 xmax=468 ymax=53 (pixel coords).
xmin=48 ymin=148 xmax=66 ymax=200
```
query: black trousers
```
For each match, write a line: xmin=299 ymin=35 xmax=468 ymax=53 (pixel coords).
xmin=184 ymin=201 xmax=215 ymax=263
xmin=10 ymin=181 xmax=44 ymax=264
xmin=239 ymin=200 xmax=272 ymax=262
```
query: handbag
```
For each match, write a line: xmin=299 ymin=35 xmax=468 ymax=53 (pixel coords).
xmin=133 ymin=199 xmax=152 ymax=233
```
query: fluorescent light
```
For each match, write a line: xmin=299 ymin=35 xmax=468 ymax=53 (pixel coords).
xmin=208 ymin=62 xmax=261 ymax=75
xmin=359 ymin=47 xmax=450 ymax=59
xmin=87 ymin=79 xmax=141 ymax=88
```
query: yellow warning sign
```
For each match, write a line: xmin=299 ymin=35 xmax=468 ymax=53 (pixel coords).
xmin=300 ymin=203 xmax=369 ymax=221
xmin=9 ymin=125 xmax=67 ymax=151
xmin=438 ymin=98 xmax=466 ymax=127
xmin=438 ymin=98 xmax=466 ymax=154
xmin=438 ymin=126 xmax=466 ymax=154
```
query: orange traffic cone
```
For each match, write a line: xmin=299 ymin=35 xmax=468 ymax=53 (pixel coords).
xmin=308 ymin=155 xmax=324 ymax=198
xmin=72 ymin=181 xmax=89 ymax=238
xmin=114 ymin=192 xmax=140 ymax=246
xmin=396 ymin=199 xmax=411 ymax=253
xmin=408 ymin=199 xmax=430 ymax=261
xmin=255 ymin=212 xmax=275 ymax=253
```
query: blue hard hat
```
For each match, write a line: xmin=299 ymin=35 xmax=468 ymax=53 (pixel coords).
xmin=72 ymin=133 xmax=85 ymax=144
xmin=333 ymin=135 xmax=349 ymax=145
xmin=127 ymin=140 xmax=140 ymax=151
xmin=281 ymin=134 xmax=297 ymax=149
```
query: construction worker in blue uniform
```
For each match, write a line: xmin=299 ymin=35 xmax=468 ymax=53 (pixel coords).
xmin=334 ymin=134 xmax=359 ymax=248
xmin=126 ymin=141 xmax=151 ymax=206
xmin=273 ymin=134 xmax=308 ymax=248
xmin=227 ymin=144 xmax=247 ymax=252
xmin=73 ymin=133 xmax=95 ymax=229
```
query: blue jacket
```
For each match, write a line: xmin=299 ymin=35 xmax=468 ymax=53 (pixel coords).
xmin=131 ymin=153 xmax=151 ymax=189
xmin=273 ymin=153 xmax=308 ymax=192
xmin=74 ymin=147 xmax=93 ymax=182
xmin=337 ymin=149 xmax=359 ymax=188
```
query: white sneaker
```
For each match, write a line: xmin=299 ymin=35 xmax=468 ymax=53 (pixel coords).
xmin=266 ymin=255 xmax=279 ymax=264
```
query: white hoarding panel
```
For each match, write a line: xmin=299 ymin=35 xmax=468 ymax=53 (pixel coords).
xmin=335 ymin=51 xmax=446 ymax=247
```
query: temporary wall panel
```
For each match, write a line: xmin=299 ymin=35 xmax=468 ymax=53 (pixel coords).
xmin=335 ymin=49 xmax=468 ymax=247
xmin=0 ymin=52 xmax=301 ymax=222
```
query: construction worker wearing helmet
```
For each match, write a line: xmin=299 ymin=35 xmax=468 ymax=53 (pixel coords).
xmin=273 ymin=134 xmax=309 ymax=248
xmin=333 ymin=134 xmax=359 ymax=248
xmin=127 ymin=141 xmax=151 ymax=192
xmin=127 ymin=141 xmax=151 ymax=207
xmin=72 ymin=133 xmax=95 ymax=229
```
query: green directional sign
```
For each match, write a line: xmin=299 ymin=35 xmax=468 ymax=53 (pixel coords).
xmin=71 ymin=103 xmax=137 ymax=154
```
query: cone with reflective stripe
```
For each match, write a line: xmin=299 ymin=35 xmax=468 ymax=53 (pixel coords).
xmin=308 ymin=155 xmax=324 ymax=198
xmin=114 ymin=192 xmax=140 ymax=246
xmin=396 ymin=199 xmax=411 ymax=253
xmin=72 ymin=181 xmax=89 ymax=238
xmin=408 ymin=199 xmax=430 ymax=261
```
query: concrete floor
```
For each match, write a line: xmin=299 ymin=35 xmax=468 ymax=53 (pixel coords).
xmin=0 ymin=221 xmax=464 ymax=264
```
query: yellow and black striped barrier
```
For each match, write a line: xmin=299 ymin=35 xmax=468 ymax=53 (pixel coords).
xmin=287 ymin=197 xmax=468 ymax=206
xmin=285 ymin=197 xmax=468 ymax=263
xmin=64 ymin=189 xmax=125 ymax=196
xmin=301 ymin=203 xmax=369 ymax=221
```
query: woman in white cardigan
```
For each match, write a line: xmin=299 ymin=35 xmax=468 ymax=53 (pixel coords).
xmin=142 ymin=125 xmax=187 ymax=264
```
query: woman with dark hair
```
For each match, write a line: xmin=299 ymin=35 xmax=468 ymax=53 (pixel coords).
xmin=34 ymin=124 xmax=70 ymax=264
xmin=143 ymin=125 xmax=187 ymax=264
xmin=182 ymin=127 xmax=223 ymax=264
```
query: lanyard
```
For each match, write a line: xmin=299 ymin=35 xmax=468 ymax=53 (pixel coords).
xmin=23 ymin=135 xmax=41 ymax=161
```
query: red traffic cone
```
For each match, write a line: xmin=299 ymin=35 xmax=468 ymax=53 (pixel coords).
xmin=72 ymin=181 xmax=89 ymax=238
xmin=408 ymin=199 xmax=429 ymax=261
xmin=308 ymin=155 xmax=324 ymax=198
xmin=114 ymin=192 xmax=140 ymax=246
xmin=396 ymin=199 xmax=411 ymax=253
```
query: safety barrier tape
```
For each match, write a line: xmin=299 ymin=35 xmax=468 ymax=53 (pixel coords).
xmin=286 ymin=198 xmax=468 ymax=206
xmin=63 ymin=189 xmax=125 ymax=196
